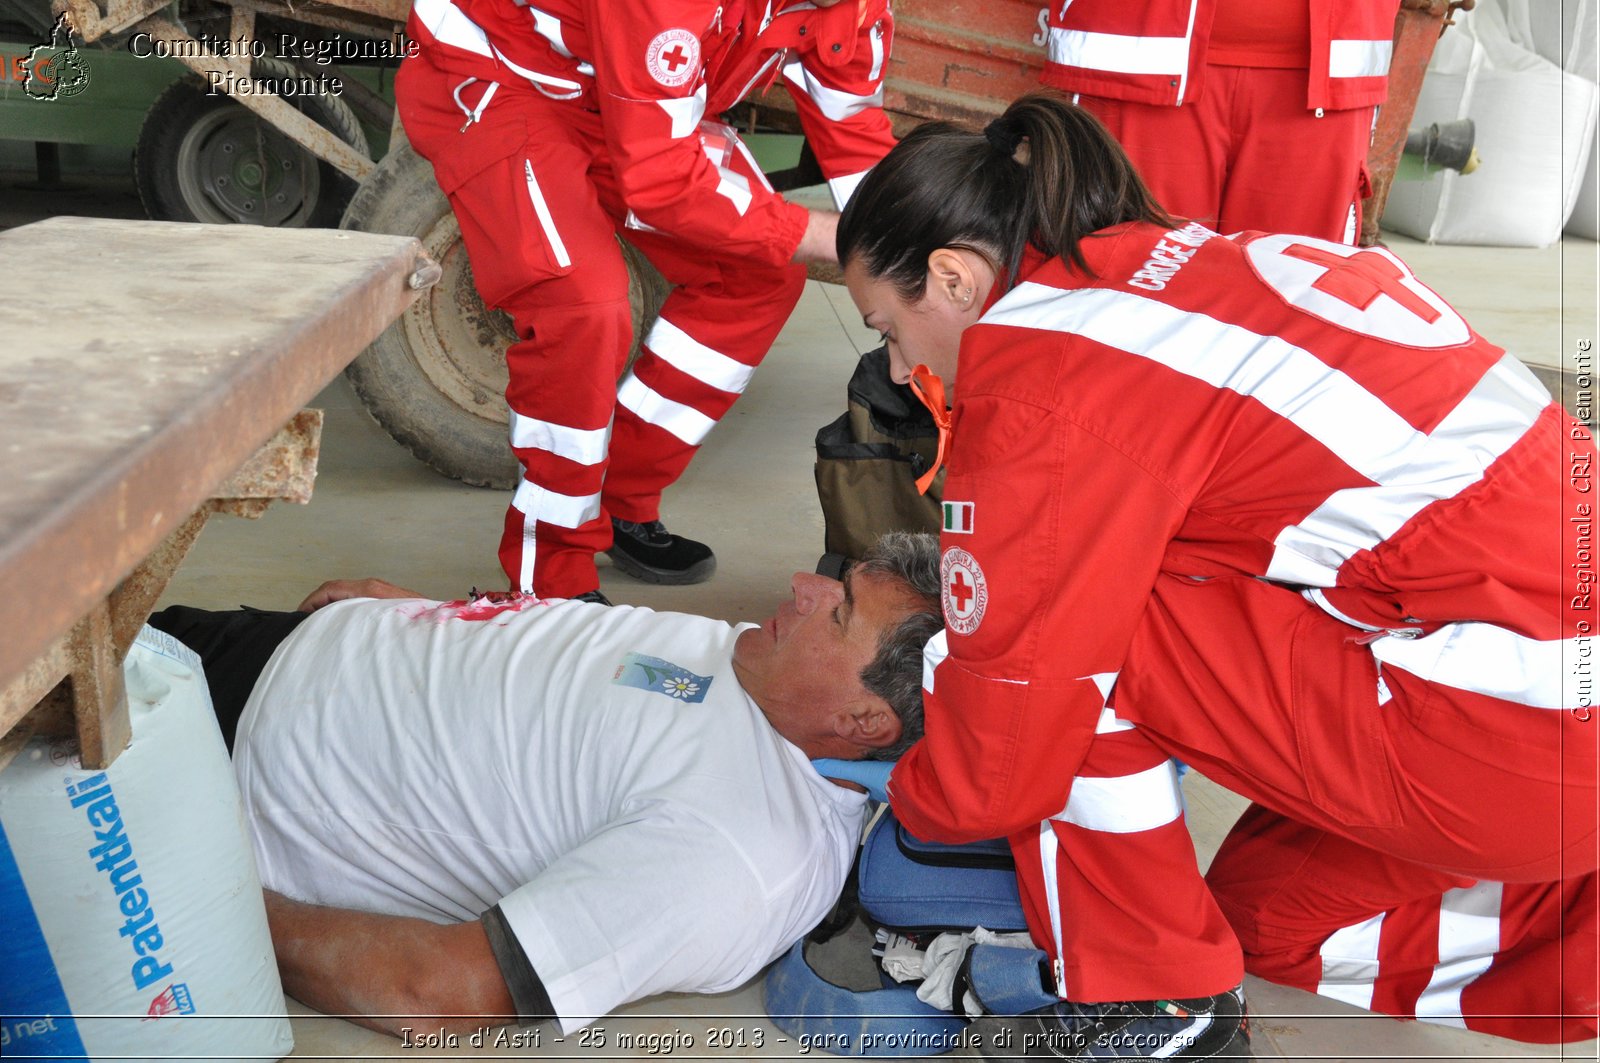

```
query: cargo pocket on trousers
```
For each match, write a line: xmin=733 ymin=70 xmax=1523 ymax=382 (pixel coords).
xmin=1290 ymin=606 xmax=1404 ymax=830
xmin=427 ymin=92 xmax=579 ymax=304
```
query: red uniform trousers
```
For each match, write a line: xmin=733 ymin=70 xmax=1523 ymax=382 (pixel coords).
xmin=398 ymin=49 xmax=806 ymax=596
xmin=1078 ymin=66 xmax=1373 ymax=243
xmin=1010 ymin=573 xmax=1597 ymax=1043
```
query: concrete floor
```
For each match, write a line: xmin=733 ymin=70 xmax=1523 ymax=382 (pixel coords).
xmin=5 ymin=168 xmax=1598 ymax=1060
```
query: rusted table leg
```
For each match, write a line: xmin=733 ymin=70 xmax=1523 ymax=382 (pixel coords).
xmin=67 ymin=601 xmax=130 ymax=770
xmin=0 ymin=409 xmax=325 ymax=772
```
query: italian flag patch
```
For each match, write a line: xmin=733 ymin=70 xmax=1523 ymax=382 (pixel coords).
xmin=942 ymin=501 xmax=974 ymax=534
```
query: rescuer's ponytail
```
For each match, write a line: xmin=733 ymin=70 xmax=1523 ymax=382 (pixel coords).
xmin=838 ymin=91 xmax=1171 ymax=295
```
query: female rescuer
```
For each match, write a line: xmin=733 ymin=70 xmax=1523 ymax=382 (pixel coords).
xmin=839 ymin=91 xmax=1597 ymax=1059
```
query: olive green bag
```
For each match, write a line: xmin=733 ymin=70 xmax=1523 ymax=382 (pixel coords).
xmin=814 ymin=347 xmax=945 ymax=566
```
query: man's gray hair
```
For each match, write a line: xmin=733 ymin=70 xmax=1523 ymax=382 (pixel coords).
xmin=853 ymin=531 xmax=943 ymax=760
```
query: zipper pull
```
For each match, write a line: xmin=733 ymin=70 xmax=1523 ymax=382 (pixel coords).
xmin=1348 ymin=626 xmax=1422 ymax=646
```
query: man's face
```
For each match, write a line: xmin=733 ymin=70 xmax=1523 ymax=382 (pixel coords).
xmin=733 ymin=567 xmax=920 ymax=758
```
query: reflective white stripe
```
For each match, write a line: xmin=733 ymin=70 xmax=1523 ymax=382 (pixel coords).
xmin=510 ymin=478 xmax=601 ymax=530
xmin=1052 ymin=761 xmax=1183 ymax=834
xmin=868 ymin=20 xmax=885 ymax=81
xmin=1341 ymin=200 xmax=1359 ymax=246
xmin=655 ymin=89 xmax=707 ymax=139
xmin=508 ymin=410 xmax=609 ymax=466
xmin=414 ymin=0 xmax=581 ymax=94
xmin=1084 ymin=671 xmax=1118 ymax=704
xmin=730 ymin=133 xmax=776 ymax=194
xmin=524 ymin=159 xmax=571 ymax=268
xmin=1316 ymin=913 xmax=1384 ymax=1009
xmin=523 ymin=3 xmax=572 ymax=57
xmin=715 ymin=170 xmax=753 ymax=216
xmin=644 ymin=318 xmax=755 ymax=394
xmin=734 ymin=52 xmax=785 ymax=103
xmin=1095 ymin=706 xmax=1136 ymax=734
xmin=616 ymin=375 xmax=717 ymax=444
xmin=1270 ymin=354 xmax=1546 ymax=584
xmin=984 ymin=285 xmax=1546 ymax=588
xmin=1329 ymin=39 xmax=1393 ymax=79
xmin=828 ymin=170 xmax=869 ymax=210
xmin=1371 ymin=622 xmax=1578 ymax=710
xmin=1038 ymin=822 xmax=1068 ymax=997
xmin=921 ymin=628 xmax=949 ymax=693
xmin=414 ymin=0 xmax=495 ymax=59
xmin=1175 ymin=0 xmax=1198 ymax=103
xmin=1047 ymin=27 xmax=1189 ymax=76
xmin=782 ymin=58 xmax=885 ymax=121
xmin=517 ymin=515 xmax=537 ymax=593
xmin=1415 ymin=882 xmax=1503 ymax=1027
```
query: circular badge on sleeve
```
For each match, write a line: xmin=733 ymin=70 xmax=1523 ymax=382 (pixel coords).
xmin=941 ymin=547 xmax=988 ymax=636
xmin=645 ymin=28 xmax=700 ymax=88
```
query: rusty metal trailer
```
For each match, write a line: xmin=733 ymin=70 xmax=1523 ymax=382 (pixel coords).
xmin=49 ymin=0 xmax=1467 ymax=490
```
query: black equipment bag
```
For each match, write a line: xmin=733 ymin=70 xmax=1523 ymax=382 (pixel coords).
xmin=814 ymin=347 xmax=944 ymax=564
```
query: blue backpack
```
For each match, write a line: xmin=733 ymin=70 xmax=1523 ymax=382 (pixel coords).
xmin=763 ymin=809 xmax=1057 ymax=1056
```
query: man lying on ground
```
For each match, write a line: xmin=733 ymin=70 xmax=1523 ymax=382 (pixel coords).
xmin=150 ymin=532 xmax=942 ymax=1037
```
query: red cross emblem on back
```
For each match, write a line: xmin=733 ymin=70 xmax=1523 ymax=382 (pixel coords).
xmin=1282 ymin=243 xmax=1442 ymax=324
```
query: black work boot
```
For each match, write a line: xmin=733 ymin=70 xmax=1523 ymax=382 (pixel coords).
xmin=961 ymin=985 xmax=1253 ymax=1061
xmin=606 ymin=518 xmax=716 ymax=585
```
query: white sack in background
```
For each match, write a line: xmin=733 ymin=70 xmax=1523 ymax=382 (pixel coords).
xmin=1382 ymin=0 xmax=1597 ymax=246
xmin=0 ymin=627 xmax=292 ymax=1061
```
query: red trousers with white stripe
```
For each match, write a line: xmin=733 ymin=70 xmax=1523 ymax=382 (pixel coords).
xmin=1078 ymin=66 xmax=1374 ymax=243
xmin=1013 ymin=573 xmax=1597 ymax=1042
xmin=397 ymin=50 xmax=806 ymax=596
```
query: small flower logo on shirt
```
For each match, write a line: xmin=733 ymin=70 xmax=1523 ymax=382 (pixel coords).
xmin=662 ymin=675 xmax=701 ymax=699
xmin=613 ymin=652 xmax=713 ymax=703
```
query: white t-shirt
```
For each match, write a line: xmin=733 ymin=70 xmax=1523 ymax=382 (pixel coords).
xmin=233 ymin=596 xmax=868 ymax=1030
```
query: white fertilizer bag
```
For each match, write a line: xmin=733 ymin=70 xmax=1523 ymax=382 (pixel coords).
xmin=0 ymin=626 xmax=292 ymax=1061
xmin=1382 ymin=0 xmax=1598 ymax=246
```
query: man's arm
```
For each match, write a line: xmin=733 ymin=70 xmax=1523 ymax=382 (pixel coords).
xmin=794 ymin=209 xmax=841 ymax=264
xmin=263 ymin=891 xmax=516 ymax=1036
xmin=297 ymin=578 xmax=424 ymax=612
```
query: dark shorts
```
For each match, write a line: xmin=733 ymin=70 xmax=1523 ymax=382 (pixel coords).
xmin=146 ymin=604 xmax=308 ymax=751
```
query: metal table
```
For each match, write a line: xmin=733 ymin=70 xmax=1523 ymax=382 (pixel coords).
xmin=0 ymin=216 xmax=437 ymax=768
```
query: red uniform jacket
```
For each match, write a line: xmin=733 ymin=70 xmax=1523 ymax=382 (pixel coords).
xmin=407 ymin=0 xmax=895 ymax=267
xmin=1041 ymin=0 xmax=1400 ymax=110
xmin=891 ymin=220 xmax=1594 ymax=844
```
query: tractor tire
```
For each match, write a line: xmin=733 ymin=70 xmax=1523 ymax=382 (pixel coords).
xmin=340 ymin=143 xmax=670 ymax=489
xmin=134 ymin=57 xmax=369 ymax=228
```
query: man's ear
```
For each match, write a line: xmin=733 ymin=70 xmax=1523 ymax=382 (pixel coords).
xmin=833 ymin=700 xmax=903 ymax=751
xmin=926 ymin=248 xmax=978 ymax=310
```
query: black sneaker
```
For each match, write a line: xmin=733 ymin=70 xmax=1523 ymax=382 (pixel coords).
xmin=606 ymin=518 xmax=716 ymax=585
xmin=961 ymin=986 xmax=1253 ymax=1061
xmin=573 ymin=589 xmax=613 ymax=606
